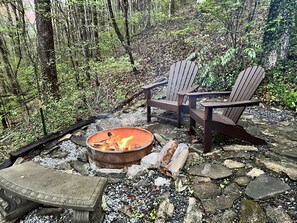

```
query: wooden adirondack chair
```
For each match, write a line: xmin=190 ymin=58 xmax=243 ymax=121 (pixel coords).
xmin=142 ymin=60 xmax=199 ymax=127
xmin=187 ymin=66 xmax=267 ymax=153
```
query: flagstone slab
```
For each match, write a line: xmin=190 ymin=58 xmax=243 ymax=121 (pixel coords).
xmin=223 ymin=144 xmax=258 ymax=152
xmin=245 ymin=175 xmax=290 ymax=200
xmin=188 ymin=163 xmax=232 ymax=180
xmin=265 ymin=205 xmax=293 ymax=223
xmin=201 ymin=194 xmax=238 ymax=214
xmin=272 ymin=146 xmax=297 ymax=160
xmin=192 ymin=182 xmax=221 ymax=200
xmin=240 ymin=199 xmax=266 ymax=223
xmin=256 ymin=157 xmax=297 ymax=181
xmin=224 ymin=160 xmax=245 ymax=169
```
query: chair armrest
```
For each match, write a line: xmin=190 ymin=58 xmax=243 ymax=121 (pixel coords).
xmin=142 ymin=80 xmax=168 ymax=90
xmin=201 ymin=100 xmax=260 ymax=109
xmin=188 ymin=91 xmax=232 ymax=108
xmin=201 ymin=100 xmax=260 ymax=121
xmin=187 ymin=91 xmax=231 ymax=99
xmin=177 ymin=84 xmax=200 ymax=96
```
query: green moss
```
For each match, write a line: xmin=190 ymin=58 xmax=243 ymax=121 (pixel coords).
xmin=240 ymin=199 xmax=266 ymax=223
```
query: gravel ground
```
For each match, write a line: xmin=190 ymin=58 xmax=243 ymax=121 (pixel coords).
xmin=5 ymin=105 xmax=297 ymax=223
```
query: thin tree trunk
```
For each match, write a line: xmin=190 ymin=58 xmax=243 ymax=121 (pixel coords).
xmin=147 ymin=0 xmax=151 ymax=28
xmin=107 ymin=0 xmax=139 ymax=74
xmin=169 ymin=0 xmax=175 ymax=17
xmin=0 ymin=35 xmax=21 ymax=96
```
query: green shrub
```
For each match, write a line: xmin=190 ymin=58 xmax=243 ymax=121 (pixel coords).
xmin=263 ymin=61 xmax=297 ymax=111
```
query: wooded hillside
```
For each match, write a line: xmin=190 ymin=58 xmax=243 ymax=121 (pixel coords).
xmin=0 ymin=0 xmax=296 ymax=156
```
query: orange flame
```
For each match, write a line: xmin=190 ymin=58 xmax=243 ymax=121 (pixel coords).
xmin=93 ymin=134 xmax=136 ymax=151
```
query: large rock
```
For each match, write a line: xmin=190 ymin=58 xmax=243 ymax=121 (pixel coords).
xmin=256 ymin=157 xmax=297 ymax=181
xmin=183 ymin=197 xmax=203 ymax=223
xmin=70 ymin=160 xmax=89 ymax=176
xmin=201 ymin=194 xmax=238 ymax=214
xmin=206 ymin=210 xmax=237 ymax=223
xmin=201 ymin=183 xmax=240 ymax=213
xmin=192 ymin=182 xmax=221 ymax=200
xmin=265 ymin=205 xmax=293 ymax=223
xmin=156 ymin=197 xmax=174 ymax=222
xmin=95 ymin=168 xmax=126 ymax=183
xmin=245 ymin=175 xmax=290 ymax=200
xmin=188 ymin=163 xmax=232 ymax=179
xmin=272 ymin=145 xmax=297 ymax=160
xmin=223 ymin=183 xmax=240 ymax=197
xmin=184 ymin=152 xmax=205 ymax=169
xmin=240 ymin=199 xmax=266 ymax=223
xmin=70 ymin=135 xmax=87 ymax=147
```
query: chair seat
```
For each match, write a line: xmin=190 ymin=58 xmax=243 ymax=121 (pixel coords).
xmin=190 ymin=109 xmax=236 ymax=126
xmin=148 ymin=99 xmax=188 ymax=113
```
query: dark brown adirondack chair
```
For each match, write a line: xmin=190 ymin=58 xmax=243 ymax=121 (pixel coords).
xmin=187 ymin=66 xmax=267 ymax=153
xmin=142 ymin=60 xmax=199 ymax=127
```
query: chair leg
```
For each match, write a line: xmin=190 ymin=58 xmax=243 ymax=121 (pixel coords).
xmin=147 ymin=106 xmax=151 ymax=122
xmin=177 ymin=110 xmax=181 ymax=128
xmin=204 ymin=122 xmax=212 ymax=153
xmin=189 ymin=117 xmax=196 ymax=135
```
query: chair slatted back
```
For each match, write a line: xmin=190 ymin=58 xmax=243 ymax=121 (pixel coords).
xmin=166 ymin=60 xmax=199 ymax=102
xmin=223 ymin=66 xmax=265 ymax=123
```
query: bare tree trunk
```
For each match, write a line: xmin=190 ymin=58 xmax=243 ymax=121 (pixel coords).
xmin=34 ymin=0 xmax=59 ymax=99
xmin=169 ymin=0 xmax=175 ymax=17
xmin=93 ymin=1 xmax=101 ymax=61
xmin=79 ymin=1 xmax=91 ymax=80
xmin=107 ymin=0 xmax=139 ymax=74
xmin=0 ymin=35 xmax=21 ymax=96
xmin=147 ymin=0 xmax=151 ymax=28
xmin=0 ymin=85 xmax=9 ymax=129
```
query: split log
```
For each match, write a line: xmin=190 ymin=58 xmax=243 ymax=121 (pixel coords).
xmin=158 ymin=140 xmax=189 ymax=177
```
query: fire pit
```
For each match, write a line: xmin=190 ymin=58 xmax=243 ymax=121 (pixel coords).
xmin=86 ymin=127 xmax=154 ymax=168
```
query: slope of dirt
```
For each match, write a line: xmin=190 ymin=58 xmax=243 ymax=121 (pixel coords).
xmin=111 ymin=5 xmax=201 ymax=110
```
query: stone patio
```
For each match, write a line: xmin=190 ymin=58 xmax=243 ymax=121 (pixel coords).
xmin=0 ymin=104 xmax=296 ymax=222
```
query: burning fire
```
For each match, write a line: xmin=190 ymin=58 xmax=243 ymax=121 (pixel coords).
xmin=92 ymin=132 xmax=139 ymax=151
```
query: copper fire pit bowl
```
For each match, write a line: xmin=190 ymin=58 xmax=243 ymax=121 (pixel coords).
xmin=86 ymin=127 xmax=154 ymax=168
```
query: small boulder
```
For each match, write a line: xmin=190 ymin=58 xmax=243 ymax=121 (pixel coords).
xmin=141 ymin=152 xmax=159 ymax=168
xmin=154 ymin=177 xmax=171 ymax=187
xmin=127 ymin=165 xmax=146 ymax=179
